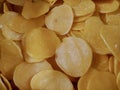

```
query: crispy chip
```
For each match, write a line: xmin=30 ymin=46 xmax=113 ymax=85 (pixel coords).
xmin=77 ymin=68 xmax=98 ymax=90
xmin=117 ymin=72 xmax=120 ymax=89
xmin=74 ymin=13 xmax=93 ymax=22
xmin=100 ymin=25 xmax=120 ymax=61
xmin=44 ymin=0 xmax=57 ymax=6
xmin=0 ymin=77 xmax=7 ymax=90
xmin=45 ymin=4 xmax=73 ymax=35
xmin=7 ymin=14 xmax=45 ymax=33
xmin=33 ymin=0 xmax=57 ymax=5
xmin=55 ymin=37 xmax=92 ymax=77
xmin=87 ymin=71 xmax=118 ymax=90
xmin=30 ymin=70 xmax=74 ymax=90
xmin=22 ymin=0 xmax=50 ymax=19
xmin=96 ymin=0 xmax=119 ymax=13
xmin=0 ymin=40 xmax=23 ymax=80
xmin=106 ymin=14 xmax=120 ymax=25
xmin=81 ymin=16 xmax=110 ymax=54
xmin=7 ymin=0 xmax=32 ymax=6
xmin=24 ymin=50 xmax=56 ymax=64
xmin=23 ymin=27 xmax=61 ymax=62
xmin=63 ymin=0 xmax=80 ymax=7
xmin=114 ymin=58 xmax=120 ymax=76
xmin=3 ymin=3 xmax=9 ymax=13
xmin=1 ymin=25 xmax=22 ymax=40
xmin=0 ymin=11 xmax=18 ymax=26
xmin=73 ymin=0 xmax=95 ymax=17
xmin=13 ymin=61 xmax=53 ymax=90
xmin=105 ymin=8 xmax=120 ymax=25
xmin=23 ymin=52 xmax=46 ymax=63
xmin=70 ymin=30 xmax=84 ymax=38
xmin=0 ymin=74 xmax=12 ymax=90
xmin=72 ymin=22 xmax=85 ymax=31
xmin=0 ymin=0 xmax=120 ymax=89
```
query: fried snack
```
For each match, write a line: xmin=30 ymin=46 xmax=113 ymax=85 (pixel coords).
xmin=7 ymin=0 xmax=31 ymax=6
xmin=77 ymin=68 xmax=98 ymax=90
xmin=96 ymin=0 xmax=119 ymax=13
xmin=45 ymin=4 xmax=73 ymax=35
xmin=87 ymin=71 xmax=118 ymax=90
xmin=81 ymin=16 xmax=110 ymax=54
xmin=114 ymin=58 xmax=120 ymax=76
xmin=13 ymin=61 xmax=53 ymax=90
xmin=22 ymin=0 xmax=50 ymax=19
xmin=30 ymin=70 xmax=74 ymax=90
xmin=55 ymin=37 xmax=92 ymax=77
xmin=72 ymin=22 xmax=85 ymax=31
xmin=0 ymin=74 xmax=12 ymax=90
xmin=0 ymin=40 xmax=23 ymax=80
xmin=63 ymin=0 xmax=80 ymax=7
xmin=1 ymin=25 xmax=22 ymax=40
xmin=100 ymin=25 xmax=120 ymax=61
xmin=73 ymin=0 xmax=95 ymax=17
xmin=23 ymin=27 xmax=61 ymax=62
xmin=117 ymin=72 xmax=120 ymax=89
xmin=7 ymin=13 xmax=45 ymax=33
xmin=0 ymin=0 xmax=120 ymax=90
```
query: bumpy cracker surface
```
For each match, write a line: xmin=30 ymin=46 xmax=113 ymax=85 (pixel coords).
xmin=55 ymin=37 xmax=92 ymax=77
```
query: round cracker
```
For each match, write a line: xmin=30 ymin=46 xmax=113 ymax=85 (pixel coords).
xmin=45 ymin=4 xmax=73 ymax=35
